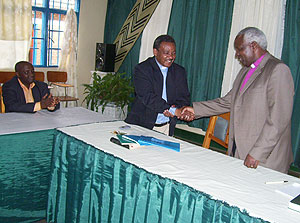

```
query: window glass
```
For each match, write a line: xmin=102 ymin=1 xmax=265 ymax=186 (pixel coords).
xmin=30 ymin=0 xmax=80 ymax=67
xmin=32 ymin=0 xmax=44 ymax=7
xmin=49 ymin=0 xmax=76 ymax=10
xmin=30 ymin=10 xmax=45 ymax=66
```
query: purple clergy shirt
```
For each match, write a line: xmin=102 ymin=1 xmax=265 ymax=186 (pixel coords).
xmin=240 ymin=53 xmax=266 ymax=92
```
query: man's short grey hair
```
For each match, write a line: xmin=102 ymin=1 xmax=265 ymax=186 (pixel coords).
xmin=237 ymin=27 xmax=268 ymax=50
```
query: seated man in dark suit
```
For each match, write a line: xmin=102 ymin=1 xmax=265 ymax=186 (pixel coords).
xmin=125 ymin=35 xmax=190 ymax=136
xmin=2 ymin=61 xmax=60 ymax=113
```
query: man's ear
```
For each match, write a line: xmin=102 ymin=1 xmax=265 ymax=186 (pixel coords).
xmin=153 ymin=48 xmax=158 ymax=57
xmin=16 ymin=72 xmax=20 ymax=78
xmin=251 ymin=41 xmax=259 ymax=50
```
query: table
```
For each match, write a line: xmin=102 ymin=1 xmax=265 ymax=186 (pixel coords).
xmin=0 ymin=107 xmax=113 ymax=222
xmin=47 ymin=121 xmax=300 ymax=222
xmin=0 ymin=106 xmax=115 ymax=135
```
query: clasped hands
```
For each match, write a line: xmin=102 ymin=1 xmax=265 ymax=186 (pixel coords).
xmin=41 ymin=93 xmax=60 ymax=109
xmin=163 ymin=106 xmax=195 ymax=122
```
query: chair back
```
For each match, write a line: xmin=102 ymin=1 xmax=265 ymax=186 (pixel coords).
xmin=0 ymin=72 xmax=15 ymax=113
xmin=0 ymin=71 xmax=45 ymax=113
xmin=35 ymin=72 xmax=45 ymax=82
xmin=0 ymin=71 xmax=44 ymax=83
xmin=0 ymin=72 xmax=15 ymax=84
xmin=47 ymin=71 xmax=68 ymax=83
xmin=46 ymin=71 xmax=78 ymax=107
xmin=0 ymin=86 xmax=4 ymax=113
xmin=202 ymin=112 xmax=230 ymax=152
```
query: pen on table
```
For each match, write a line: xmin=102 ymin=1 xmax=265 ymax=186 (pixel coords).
xmin=265 ymin=180 xmax=288 ymax=185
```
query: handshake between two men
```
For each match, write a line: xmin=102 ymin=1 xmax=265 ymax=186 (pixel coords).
xmin=163 ymin=106 xmax=195 ymax=122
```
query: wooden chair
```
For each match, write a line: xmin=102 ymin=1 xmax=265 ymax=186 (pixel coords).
xmin=0 ymin=72 xmax=15 ymax=113
xmin=0 ymin=86 xmax=4 ymax=113
xmin=0 ymin=71 xmax=45 ymax=113
xmin=202 ymin=112 xmax=230 ymax=153
xmin=47 ymin=71 xmax=78 ymax=107
xmin=35 ymin=72 xmax=45 ymax=82
xmin=0 ymin=71 xmax=15 ymax=83
xmin=0 ymin=71 xmax=44 ymax=82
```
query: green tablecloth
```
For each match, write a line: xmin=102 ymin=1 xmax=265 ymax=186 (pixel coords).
xmin=47 ymin=130 xmax=269 ymax=223
xmin=0 ymin=129 xmax=55 ymax=223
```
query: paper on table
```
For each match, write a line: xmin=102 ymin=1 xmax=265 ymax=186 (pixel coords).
xmin=275 ymin=183 xmax=300 ymax=198
xmin=289 ymin=194 xmax=300 ymax=213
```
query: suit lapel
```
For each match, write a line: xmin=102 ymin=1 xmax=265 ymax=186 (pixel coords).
xmin=166 ymin=65 xmax=175 ymax=102
xmin=231 ymin=67 xmax=248 ymax=102
xmin=239 ymin=68 xmax=261 ymax=95
xmin=150 ymin=57 xmax=164 ymax=97
xmin=239 ymin=52 xmax=271 ymax=96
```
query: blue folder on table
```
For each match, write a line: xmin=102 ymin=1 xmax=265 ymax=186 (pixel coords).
xmin=122 ymin=135 xmax=180 ymax=152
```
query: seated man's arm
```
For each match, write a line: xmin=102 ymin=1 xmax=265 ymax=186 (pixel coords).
xmin=3 ymin=81 xmax=60 ymax=113
xmin=37 ymin=82 xmax=60 ymax=112
xmin=3 ymin=83 xmax=36 ymax=113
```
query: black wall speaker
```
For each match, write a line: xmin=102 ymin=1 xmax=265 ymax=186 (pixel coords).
xmin=95 ymin=43 xmax=116 ymax=72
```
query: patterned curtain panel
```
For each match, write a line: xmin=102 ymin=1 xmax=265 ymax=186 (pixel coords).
xmin=113 ymin=0 xmax=160 ymax=72
xmin=104 ymin=0 xmax=141 ymax=78
xmin=58 ymin=9 xmax=78 ymax=107
xmin=281 ymin=0 xmax=300 ymax=168
xmin=0 ymin=0 xmax=32 ymax=69
xmin=168 ymin=0 xmax=234 ymax=130
xmin=139 ymin=0 xmax=173 ymax=63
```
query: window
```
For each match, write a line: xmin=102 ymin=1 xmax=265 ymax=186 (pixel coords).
xmin=30 ymin=0 xmax=80 ymax=67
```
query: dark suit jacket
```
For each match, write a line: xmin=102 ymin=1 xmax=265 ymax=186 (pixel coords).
xmin=125 ymin=57 xmax=190 ymax=135
xmin=2 ymin=76 xmax=60 ymax=113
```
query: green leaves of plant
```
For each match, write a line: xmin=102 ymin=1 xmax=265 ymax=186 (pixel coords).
xmin=83 ymin=72 xmax=134 ymax=113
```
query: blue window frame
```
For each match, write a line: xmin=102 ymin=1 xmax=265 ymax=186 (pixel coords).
xmin=30 ymin=0 xmax=80 ymax=67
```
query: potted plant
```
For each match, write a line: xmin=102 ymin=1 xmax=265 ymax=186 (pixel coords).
xmin=83 ymin=72 xmax=134 ymax=119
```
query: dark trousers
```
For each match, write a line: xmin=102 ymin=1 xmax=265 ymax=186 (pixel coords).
xmin=232 ymin=140 xmax=236 ymax=156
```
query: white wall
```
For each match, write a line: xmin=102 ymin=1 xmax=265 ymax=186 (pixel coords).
xmin=77 ymin=0 xmax=108 ymax=106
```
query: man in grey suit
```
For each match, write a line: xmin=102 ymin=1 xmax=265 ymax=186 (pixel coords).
xmin=179 ymin=27 xmax=294 ymax=173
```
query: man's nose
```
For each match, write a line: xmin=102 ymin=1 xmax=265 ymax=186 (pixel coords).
xmin=29 ymin=71 xmax=35 ymax=78
xmin=168 ymin=53 xmax=175 ymax=59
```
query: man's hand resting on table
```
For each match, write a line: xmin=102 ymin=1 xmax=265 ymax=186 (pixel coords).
xmin=41 ymin=93 xmax=60 ymax=109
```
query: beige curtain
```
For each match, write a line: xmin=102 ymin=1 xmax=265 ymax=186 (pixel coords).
xmin=139 ymin=0 xmax=173 ymax=62
xmin=221 ymin=0 xmax=286 ymax=96
xmin=58 ymin=8 xmax=78 ymax=107
xmin=0 ymin=0 xmax=32 ymax=69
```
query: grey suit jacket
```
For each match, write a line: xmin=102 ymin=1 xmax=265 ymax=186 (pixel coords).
xmin=193 ymin=53 xmax=294 ymax=173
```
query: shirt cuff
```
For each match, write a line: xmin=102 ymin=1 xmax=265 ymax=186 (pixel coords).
xmin=34 ymin=102 xmax=42 ymax=112
xmin=169 ymin=107 xmax=176 ymax=115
